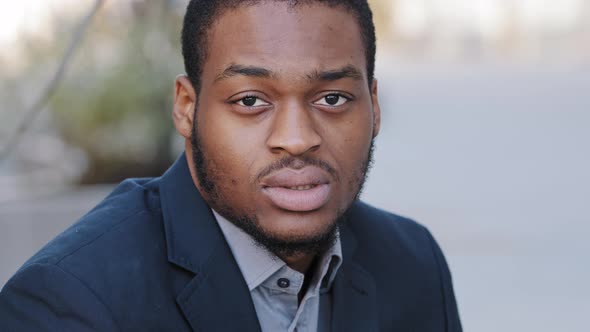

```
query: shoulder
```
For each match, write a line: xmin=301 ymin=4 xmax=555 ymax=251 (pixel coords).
xmin=0 ymin=261 xmax=120 ymax=331
xmin=344 ymin=200 xmax=446 ymax=286
xmin=347 ymin=202 xmax=461 ymax=331
xmin=344 ymin=201 xmax=462 ymax=331
xmin=0 ymin=177 xmax=166 ymax=331
xmin=18 ymin=177 xmax=164 ymax=276
xmin=345 ymin=200 xmax=433 ymax=256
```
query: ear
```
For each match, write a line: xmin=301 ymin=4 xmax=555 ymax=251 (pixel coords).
xmin=173 ymin=74 xmax=197 ymax=139
xmin=370 ymin=79 xmax=381 ymax=138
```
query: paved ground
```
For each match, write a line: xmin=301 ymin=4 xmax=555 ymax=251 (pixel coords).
xmin=1 ymin=62 xmax=589 ymax=331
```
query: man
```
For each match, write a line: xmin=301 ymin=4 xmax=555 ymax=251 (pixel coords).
xmin=0 ymin=0 xmax=462 ymax=331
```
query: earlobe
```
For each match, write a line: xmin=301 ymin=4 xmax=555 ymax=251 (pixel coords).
xmin=371 ymin=79 xmax=381 ymax=138
xmin=173 ymin=74 xmax=197 ymax=139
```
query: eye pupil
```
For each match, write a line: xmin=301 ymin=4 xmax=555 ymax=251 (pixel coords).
xmin=325 ymin=95 xmax=339 ymax=105
xmin=242 ymin=96 xmax=257 ymax=106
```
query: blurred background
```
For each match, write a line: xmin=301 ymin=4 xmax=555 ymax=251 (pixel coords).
xmin=0 ymin=0 xmax=588 ymax=330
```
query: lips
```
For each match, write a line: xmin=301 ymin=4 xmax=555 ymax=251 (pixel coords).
xmin=260 ymin=166 xmax=331 ymax=212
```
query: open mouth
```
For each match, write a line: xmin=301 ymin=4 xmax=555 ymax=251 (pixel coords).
xmin=259 ymin=166 xmax=332 ymax=212
xmin=261 ymin=183 xmax=331 ymax=212
xmin=281 ymin=184 xmax=318 ymax=191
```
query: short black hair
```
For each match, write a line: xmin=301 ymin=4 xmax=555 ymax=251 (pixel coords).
xmin=181 ymin=0 xmax=376 ymax=94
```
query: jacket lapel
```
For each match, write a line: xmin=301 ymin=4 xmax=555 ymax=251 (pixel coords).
xmin=175 ymin=241 xmax=262 ymax=332
xmin=158 ymin=154 xmax=262 ymax=332
xmin=331 ymin=221 xmax=379 ymax=332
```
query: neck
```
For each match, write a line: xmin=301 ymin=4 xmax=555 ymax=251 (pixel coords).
xmin=281 ymin=252 xmax=316 ymax=274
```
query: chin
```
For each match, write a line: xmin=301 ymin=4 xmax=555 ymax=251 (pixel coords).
xmin=261 ymin=208 xmax=337 ymax=236
xmin=227 ymin=206 xmax=341 ymax=258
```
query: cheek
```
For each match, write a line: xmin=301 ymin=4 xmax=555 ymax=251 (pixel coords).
xmin=197 ymin=114 xmax=261 ymax=190
xmin=325 ymin=112 xmax=373 ymax=161
xmin=322 ymin=112 xmax=374 ymax=192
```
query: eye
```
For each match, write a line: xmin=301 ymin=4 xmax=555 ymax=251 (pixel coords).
xmin=235 ymin=96 xmax=270 ymax=107
xmin=314 ymin=94 xmax=349 ymax=107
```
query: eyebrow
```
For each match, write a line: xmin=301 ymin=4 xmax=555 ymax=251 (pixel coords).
xmin=215 ymin=64 xmax=274 ymax=82
xmin=307 ymin=65 xmax=364 ymax=82
xmin=214 ymin=63 xmax=364 ymax=83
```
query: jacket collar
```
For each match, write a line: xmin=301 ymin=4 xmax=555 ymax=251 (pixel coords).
xmin=158 ymin=153 xmax=262 ymax=332
xmin=158 ymin=153 xmax=219 ymax=273
xmin=331 ymin=220 xmax=380 ymax=332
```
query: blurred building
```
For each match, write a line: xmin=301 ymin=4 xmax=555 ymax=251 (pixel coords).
xmin=373 ymin=0 xmax=590 ymax=61
xmin=1 ymin=0 xmax=589 ymax=188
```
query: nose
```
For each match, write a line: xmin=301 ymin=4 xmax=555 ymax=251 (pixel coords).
xmin=266 ymin=101 xmax=321 ymax=156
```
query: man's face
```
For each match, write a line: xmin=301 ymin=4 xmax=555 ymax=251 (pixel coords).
xmin=186 ymin=2 xmax=380 ymax=257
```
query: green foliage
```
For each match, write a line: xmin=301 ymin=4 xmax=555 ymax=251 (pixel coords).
xmin=47 ymin=2 xmax=184 ymax=183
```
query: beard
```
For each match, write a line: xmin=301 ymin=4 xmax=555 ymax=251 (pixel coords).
xmin=191 ymin=109 xmax=375 ymax=258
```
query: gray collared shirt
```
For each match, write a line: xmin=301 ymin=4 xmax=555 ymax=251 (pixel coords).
xmin=213 ymin=211 xmax=343 ymax=332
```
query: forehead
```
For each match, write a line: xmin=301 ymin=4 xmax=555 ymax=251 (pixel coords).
xmin=203 ymin=2 xmax=367 ymax=81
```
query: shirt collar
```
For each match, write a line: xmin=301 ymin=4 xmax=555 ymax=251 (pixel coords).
xmin=213 ymin=210 xmax=342 ymax=292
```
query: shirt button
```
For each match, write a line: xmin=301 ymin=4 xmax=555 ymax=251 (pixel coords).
xmin=277 ymin=278 xmax=290 ymax=288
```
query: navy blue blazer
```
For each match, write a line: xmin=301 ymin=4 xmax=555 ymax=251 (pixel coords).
xmin=0 ymin=154 xmax=462 ymax=331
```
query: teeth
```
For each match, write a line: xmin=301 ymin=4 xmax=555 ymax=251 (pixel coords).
xmin=287 ymin=185 xmax=315 ymax=190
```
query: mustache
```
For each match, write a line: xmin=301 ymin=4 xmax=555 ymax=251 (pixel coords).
xmin=256 ymin=156 xmax=339 ymax=183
